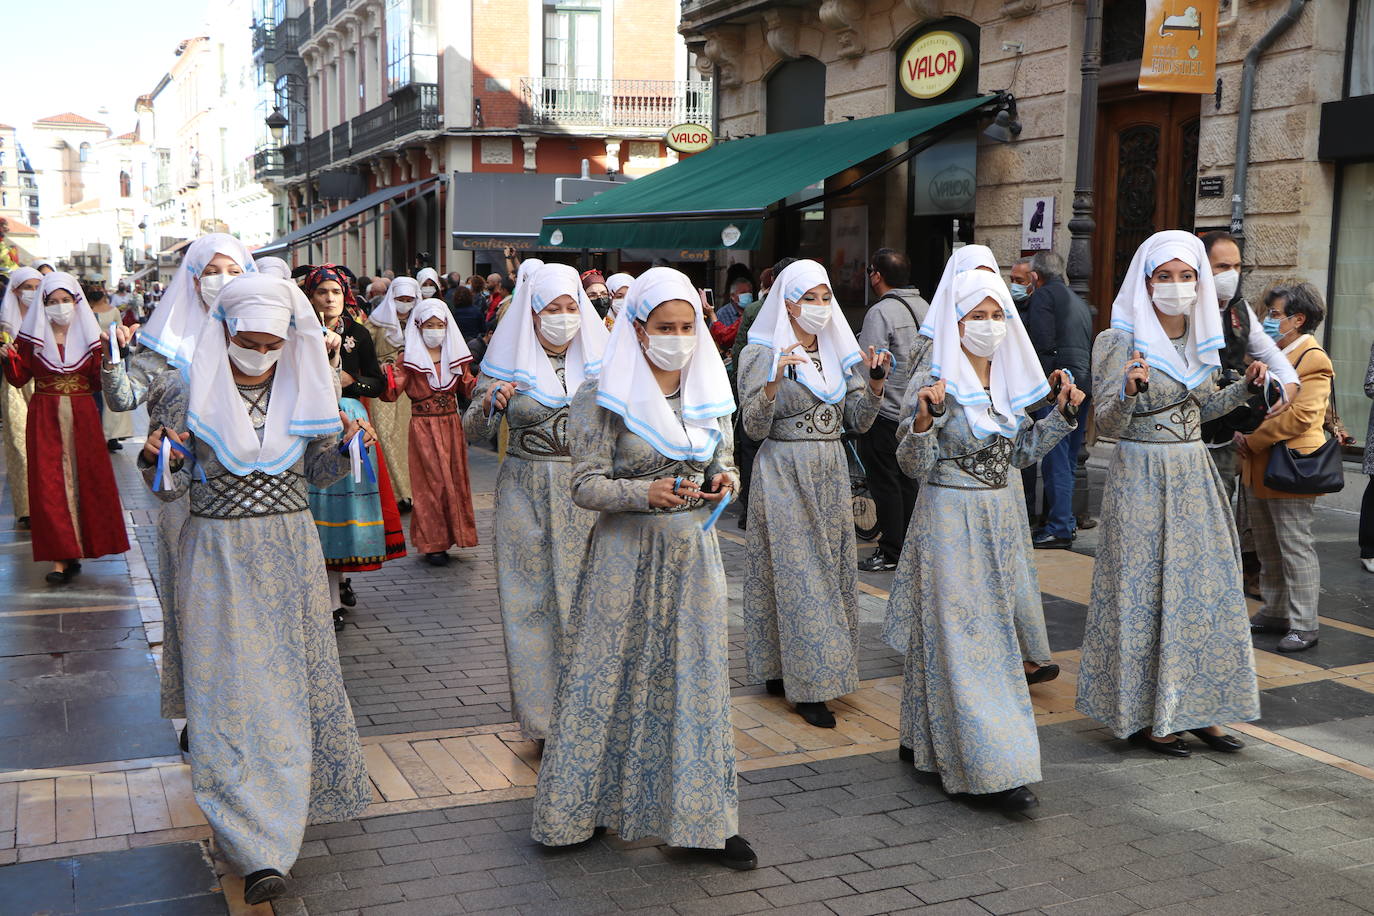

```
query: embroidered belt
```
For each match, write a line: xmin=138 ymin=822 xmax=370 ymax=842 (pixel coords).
xmin=934 ymin=437 xmax=1013 ymax=489
xmin=772 ymin=401 xmax=843 ymax=441
xmin=1123 ymin=394 xmax=1202 ymax=444
xmin=191 ymin=471 xmax=310 ymax=519
xmin=35 ymin=375 xmax=92 ymax=396
xmin=927 ymin=480 xmax=1007 ymax=491
xmin=507 ymin=409 xmax=570 ymax=460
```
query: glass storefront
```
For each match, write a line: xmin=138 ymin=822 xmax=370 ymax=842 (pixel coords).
xmin=1329 ymin=160 xmax=1374 ymax=450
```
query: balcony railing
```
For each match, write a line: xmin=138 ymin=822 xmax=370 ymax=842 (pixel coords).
xmin=331 ymin=0 xmax=347 ymax=19
xmin=518 ymin=77 xmax=713 ymax=131
xmin=253 ymin=148 xmax=283 ymax=181
xmin=351 ymin=101 xmax=395 ymax=157
xmin=307 ymin=131 xmax=331 ymax=168
xmin=251 ymin=21 xmax=275 ymax=53
xmin=312 ymin=0 xmax=328 ymax=33
xmin=331 ymin=123 xmax=352 ymax=164
xmin=282 ymin=14 xmax=305 ymax=53
xmin=394 ymin=83 xmax=441 ymax=136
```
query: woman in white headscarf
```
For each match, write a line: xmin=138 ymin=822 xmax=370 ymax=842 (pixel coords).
xmin=530 ymin=267 xmax=755 ymax=869
xmin=462 ymin=262 xmax=608 ymax=742
xmin=903 ymin=245 xmax=1059 ymax=684
xmin=381 ymin=298 xmax=478 ymax=564
xmin=886 ymin=269 xmax=1082 ymax=812
xmin=3 ymin=272 xmax=130 ymax=582
xmin=0 ymin=266 xmax=41 ymax=527
xmin=101 ymin=233 xmax=256 ymax=726
xmin=254 ymin=256 xmax=292 ymax=280
xmin=138 ymin=274 xmax=370 ymax=906
xmin=87 ymin=287 xmax=136 ymax=450
xmin=416 ymin=266 xmax=441 ymax=302
xmin=366 ymin=276 xmax=421 ymax=509
xmin=1076 ymin=230 xmax=1264 ymax=758
xmin=602 ymin=271 xmax=633 ymax=330
xmin=737 ymin=259 xmax=888 ymax=728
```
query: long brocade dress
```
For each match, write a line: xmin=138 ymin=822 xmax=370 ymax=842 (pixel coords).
xmin=382 ymin=364 xmax=478 ymax=554
xmin=1075 ymin=329 xmax=1260 ymax=738
xmin=143 ymin=375 xmax=370 ymax=875
xmin=885 ymin=395 xmax=1074 ymax=794
xmin=367 ymin=320 xmax=413 ymax=502
xmin=104 ymin=348 xmax=192 ymax=716
xmin=4 ymin=343 xmax=129 ymax=562
xmin=2 ymin=371 xmax=32 ymax=520
xmin=737 ymin=343 xmax=880 ymax=702
xmin=463 ymin=359 xmax=595 ymax=740
xmin=531 ymin=383 xmax=738 ymax=849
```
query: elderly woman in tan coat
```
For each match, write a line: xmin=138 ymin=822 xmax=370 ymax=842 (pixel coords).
xmin=1238 ymin=281 xmax=1334 ymax=654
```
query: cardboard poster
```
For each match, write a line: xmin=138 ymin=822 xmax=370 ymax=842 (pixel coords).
xmin=1138 ymin=1 xmax=1219 ymax=94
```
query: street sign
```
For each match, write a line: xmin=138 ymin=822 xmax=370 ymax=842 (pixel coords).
xmin=555 ymin=176 xmax=623 ymax=205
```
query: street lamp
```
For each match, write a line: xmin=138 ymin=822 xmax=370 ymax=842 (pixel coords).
xmin=265 ymin=73 xmax=314 ymax=261
xmin=266 ymin=107 xmax=289 ymax=143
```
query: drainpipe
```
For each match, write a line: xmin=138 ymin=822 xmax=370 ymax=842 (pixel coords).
xmin=1230 ymin=0 xmax=1309 ymax=241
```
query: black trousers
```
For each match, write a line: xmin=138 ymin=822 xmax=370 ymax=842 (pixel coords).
xmin=735 ymin=416 xmax=761 ymax=519
xmin=1361 ymin=476 xmax=1374 ymax=560
xmin=860 ymin=415 xmax=919 ymax=561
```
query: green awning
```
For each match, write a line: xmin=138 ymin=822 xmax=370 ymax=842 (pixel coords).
xmin=538 ymin=94 xmax=995 ymax=251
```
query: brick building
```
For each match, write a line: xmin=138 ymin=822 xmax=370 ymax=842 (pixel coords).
xmin=252 ymin=0 xmax=706 ymax=278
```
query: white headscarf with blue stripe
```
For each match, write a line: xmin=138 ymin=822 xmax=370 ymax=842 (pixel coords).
xmin=596 ymin=267 xmax=734 ymax=461
xmin=140 ymin=233 xmax=257 ymax=371
xmin=918 ymin=244 xmax=1001 ymax=340
xmin=187 ymin=274 xmax=342 ymax=476
xmin=1109 ymin=229 xmax=1223 ymax=390
xmin=746 ymin=259 xmax=861 ymax=404
xmin=928 ymin=269 xmax=1049 ymax=440
xmin=480 ymin=262 xmax=608 ymax=407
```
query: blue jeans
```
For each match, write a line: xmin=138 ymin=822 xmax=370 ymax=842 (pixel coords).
xmin=1036 ymin=397 xmax=1088 ymax=539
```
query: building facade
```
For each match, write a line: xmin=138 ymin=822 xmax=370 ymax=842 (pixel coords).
xmin=251 ymin=0 xmax=705 ymax=276
xmin=678 ymin=0 xmax=1371 ymax=492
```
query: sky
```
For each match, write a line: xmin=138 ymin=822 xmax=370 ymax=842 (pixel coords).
xmin=3 ymin=0 xmax=210 ymax=135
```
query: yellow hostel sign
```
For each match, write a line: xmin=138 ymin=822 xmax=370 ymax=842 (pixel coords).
xmin=1139 ymin=1 xmax=1219 ymax=93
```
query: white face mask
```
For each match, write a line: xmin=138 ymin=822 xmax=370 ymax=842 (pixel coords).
xmin=45 ymin=302 xmax=75 ymax=327
xmin=960 ymin=318 xmax=1008 ymax=357
xmin=394 ymin=299 xmax=415 ymax=315
xmin=1152 ymin=281 xmax=1198 ymax=316
xmin=644 ymin=332 xmax=696 ymax=371
xmin=227 ymin=341 xmax=282 ymax=376
xmin=199 ymin=272 xmax=231 ymax=307
xmin=539 ymin=312 xmax=581 ymax=346
xmin=18 ymin=289 xmax=38 ymax=310
xmin=794 ymin=302 xmax=832 ymax=335
xmin=1212 ymin=269 xmax=1239 ymax=303
xmin=421 ymin=328 xmax=447 ymax=349
xmin=420 ymin=284 xmax=438 ymax=298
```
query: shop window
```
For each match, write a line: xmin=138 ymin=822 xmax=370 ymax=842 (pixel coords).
xmin=1328 ymin=166 xmax=1374 ymax=451
xmin=765 ymin=57 xmax=825 ymax=134
xmin=1352 ymin=0 xmax=1373 ymax=97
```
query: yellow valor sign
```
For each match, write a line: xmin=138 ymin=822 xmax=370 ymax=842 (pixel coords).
xmin=1138 ymin=1 xmax=1219 ymax=94
xmin=899 ymin=31 xmax=969 ymax=100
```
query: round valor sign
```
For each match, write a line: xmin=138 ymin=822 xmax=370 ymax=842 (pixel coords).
xmin=665 ymin=123 xmax=715 ymax=154
xmin=899 ymin=31 xmax=969 ymax=100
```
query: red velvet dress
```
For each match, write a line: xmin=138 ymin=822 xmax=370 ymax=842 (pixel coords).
xmin=3 ymin=342 xmax=130 ymax=561
xmin=381 ymin=364 xmax=479 ymax=554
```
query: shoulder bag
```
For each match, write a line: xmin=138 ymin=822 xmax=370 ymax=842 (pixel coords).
xmin=1263 ymin=347 xmax=1345 ymax=494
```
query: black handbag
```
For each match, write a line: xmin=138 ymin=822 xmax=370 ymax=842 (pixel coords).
xmin=1262 ymin=348 xmax=1345 ymax=495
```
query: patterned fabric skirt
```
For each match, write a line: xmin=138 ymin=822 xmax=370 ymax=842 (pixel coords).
xmin=1075 ymin=439 xmax=1260 ymax=738
xmin=2 ymin=377 xmax=30 ymax=519
xmin=308 ymin=398 xmax=389 ymax=571
xmin=493 ymin=455 xmax=595 ymax=740
xmin=531 ymin=507 xmax=737 ymax=849
xmin=368 ymin=392 xmax=412 ymax=501
xmin=743 ymin=438 xmax=860 ymax=702
xmin=886 ymin=483 xmax=1042 ymax=794
xmin=177 ymin=509 xmax=370 ymax=874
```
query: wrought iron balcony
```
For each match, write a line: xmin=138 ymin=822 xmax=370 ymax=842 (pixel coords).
xmin=312 ymin=0 xmax=328 ymax=33
xmin=272 ymin=15 xmax=303 ymax=59
xmin=518 ymin=77 xmax=713 ymax=132
xmin=394 ymin=83 xmax=441 ymax=136
xmin=351 ymin=101 xmax=395 ymax=156
xmin=253 ymin=148 xmax=284 ymax=181
xmin=281 ymin=143 xmax=306 ymax=179
xmin=251 ymin=21 xmax=275 ymax=54
xmin=331 ymin=123 xmax=352 ymax=164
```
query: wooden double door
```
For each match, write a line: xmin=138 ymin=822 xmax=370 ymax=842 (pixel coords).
xmin=1091 ymin=89 xmax=1201 ymax=328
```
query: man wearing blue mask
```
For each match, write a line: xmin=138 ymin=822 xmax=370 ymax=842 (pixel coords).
xmin=715 ymin=277 xmax=752 ymax=327
xmin=857 ymin=248 xmax=930 ymax=572
xmin=1009 ymin=257 xmax=1034 ymax=311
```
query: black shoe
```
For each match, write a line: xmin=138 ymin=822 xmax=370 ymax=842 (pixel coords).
xmin=736 ymin=512 xmax=747 ymax=531
xmin=1076 ymin=515 xmax=1098 ymax=530
xmin=339 ymin=577 xmax=356 ymax=607
xmin=45 ymin=566 xmax=77 ymax=585
xmin=1187 ymin=729 xmax=1244 ymax=753
xmin=857 ymin=548 xmax=897 ymax=572
xmin=107 ymin=438 xmax=123 ymax=452
xmin=16 ymin=516 xmax=29 ymax=530
xmin=764 ymin=678 xmax=785 ymax=696
xmin=397 ymin=498 xmax=413 ymax=513
xmin=716 ymin=835 xmax=757 ymax=870
xmin=1249 ymin=613 xmax=1287 ymax=635
xmin=898 ymin=744 xmax=914 ymax=763
xmin=1128 ymin=729 xmax=1190 ymax=757
xmin=1032 ymin=533 xmax=1073 ymax=550
xmin=424 ymin=552 xmax=450 ymax=566
xmin=795 ymin=701 xmax=835 ymax=728
xmin=243 ymin=869 xmax=286 ymax=905
xmin=990 ymin=786 xmax=1039 ymax=812
xmin=1025 ymin=663 xmax=1061 ymax=685
xmin=332 ymin=609 xmax=346 ymax=632
xmin=179 ymin=726 xmax=189 ymax=753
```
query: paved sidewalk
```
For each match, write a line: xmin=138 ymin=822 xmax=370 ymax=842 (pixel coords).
xmin=7 ymin=433 xmax=1374 ymax=915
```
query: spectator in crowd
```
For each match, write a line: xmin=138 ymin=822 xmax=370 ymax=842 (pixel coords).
xmin=450 ymin=285 xmax=486 ymax=341
xmin=716 ymin=277 xmax=754 ymax=328
xmin=1008 ymin=257 xmax=1034 ymax=312
xmin=1021 ymin=250 xmax=1094 ymax=549
xmin=468 ymin=275 xmax=488 ymax=314
xmin=365 ymin=277 xmax=391 ymax=311
xmin=857 ymin=248 xmax=929 ymax=571
xmin=1241 ymin=282 xmax=1333 ymax=653
xmin=110 ymin=282 xmax=130 ymax=314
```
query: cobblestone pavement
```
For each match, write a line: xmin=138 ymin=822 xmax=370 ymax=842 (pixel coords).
xmin=5 ymin=432 xmax=1374 ymax=915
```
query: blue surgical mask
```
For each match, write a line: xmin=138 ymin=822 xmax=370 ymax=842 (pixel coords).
xmin=1262 ymin=316 xmax=1284 ymax=341
xmin=1010 ymin=282 xmax=1030 ymax=303
xmin=736 ymin=292 xmax=754 ymax=307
